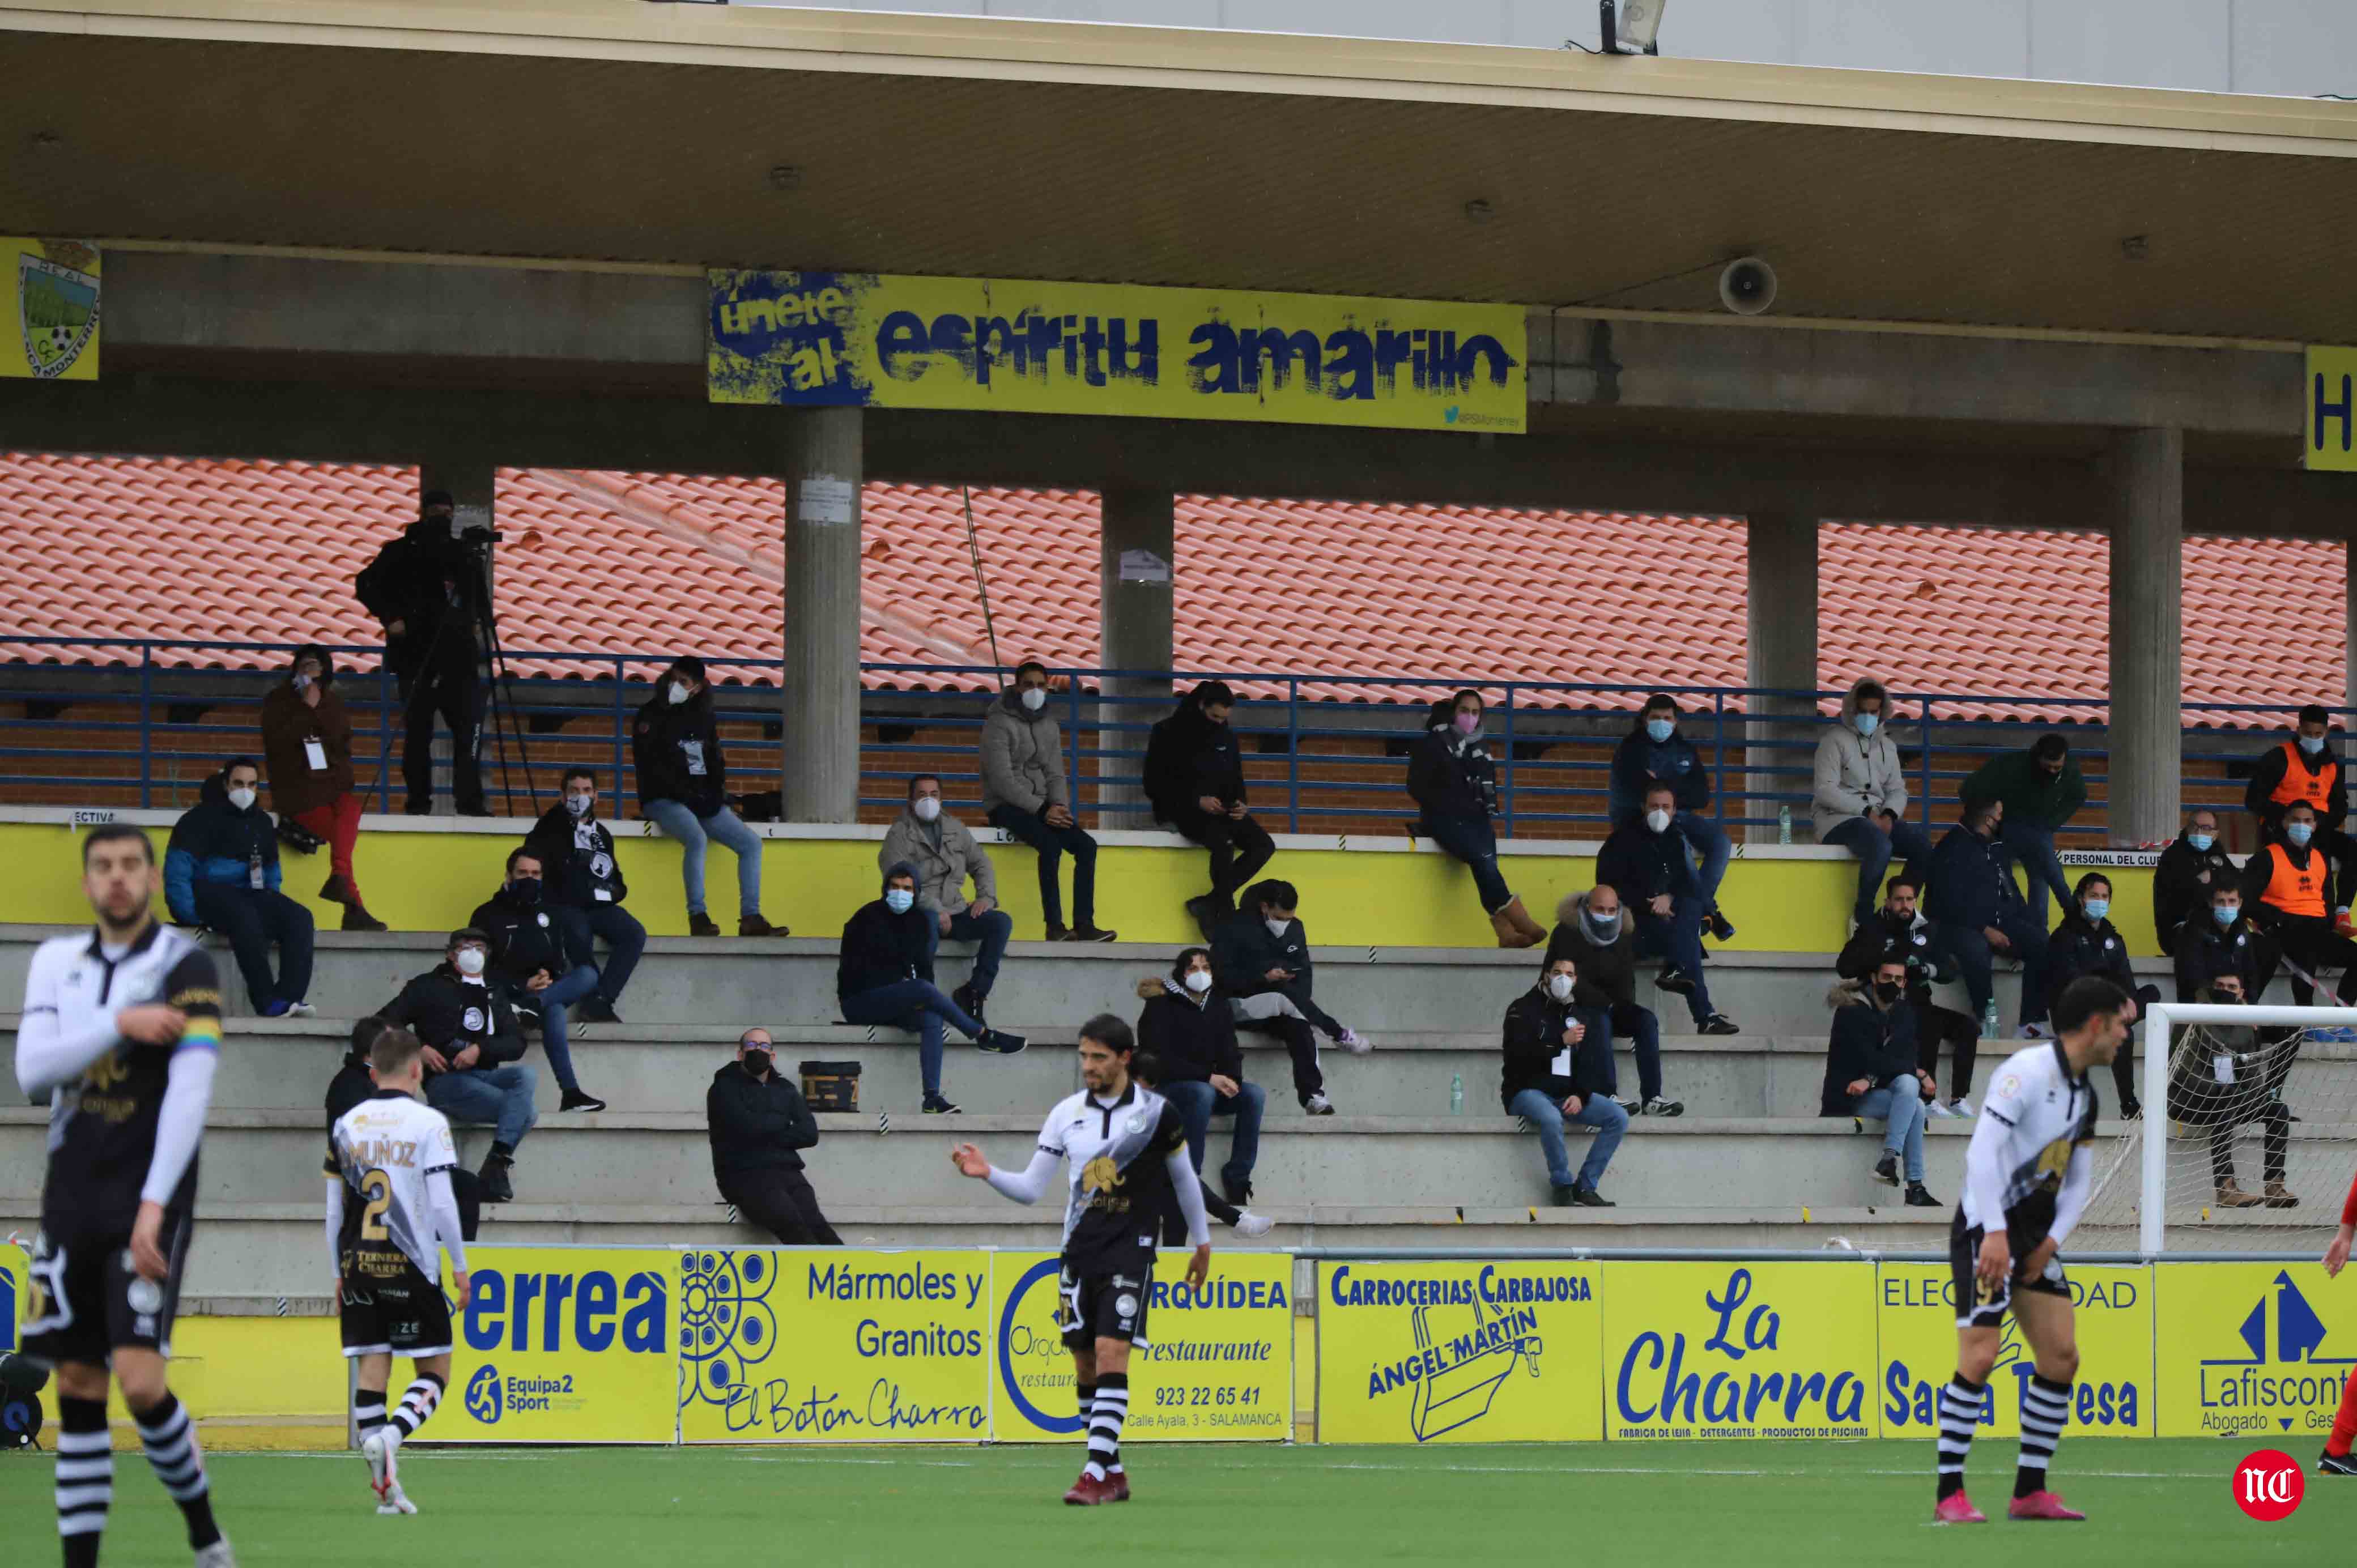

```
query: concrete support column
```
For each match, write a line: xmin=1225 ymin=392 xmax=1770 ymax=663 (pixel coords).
xmin=781 ymin=407 xmax=864 ymax=824
xmin=2106 ymin=427 xmax=2185 ymax=845
xmin=1097 ymin=488 xmax=1176 ymax=828
xmin=1745 ymin=510 xmax=1820 ymax=843
xmin=413 ymin=463 xmax=497 ymax=813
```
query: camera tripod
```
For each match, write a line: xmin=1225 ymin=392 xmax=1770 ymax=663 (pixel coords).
xmin=365 ymin=529 xmax=539 ymax=816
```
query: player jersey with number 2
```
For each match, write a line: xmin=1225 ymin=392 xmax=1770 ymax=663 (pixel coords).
xmin=327 ymin=1090 xmax=460 ymax=1284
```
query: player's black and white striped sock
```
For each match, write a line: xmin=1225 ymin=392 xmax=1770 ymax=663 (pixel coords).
xmin=54 ymin=1395 xmax=112 ymax=1568
xmin=134 ymin=1392 xmax=222 ymax=1550
xmin=1934 ymin=1374 xmax=1985 ymax=1501
xmin=2015 ymin=1374 xmax=2071 ymax=1498
xmin=1085 ymin=1373 xmax=1129 ymax=1482
xmin=389 ymin=1372 xmax=446 ymax=1442
xmin=355 ymin=1388 xmax=388 ymax=1441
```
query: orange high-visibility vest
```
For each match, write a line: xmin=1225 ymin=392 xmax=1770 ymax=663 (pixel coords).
xmin=2270 ymin=740 xmax=2337 ymax=812
xmin=2262 ymin=842 xmax=2328 ymax=919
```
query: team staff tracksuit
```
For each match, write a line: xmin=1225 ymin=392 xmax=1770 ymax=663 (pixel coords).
xmin=2241 ymin=839 xmax=2357 ymax=1006
xmin=2245 ymin=737 xmax=2357 ymax=909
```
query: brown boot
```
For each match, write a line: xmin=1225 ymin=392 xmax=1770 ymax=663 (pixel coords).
xmin=2215 ymin=1179 xmax=2264 ymax=1208
xmin=2264 ymin=1181 xmax=2301 ymax=1209
xmin=1489 ymin=897 xmax=1543 ymax=950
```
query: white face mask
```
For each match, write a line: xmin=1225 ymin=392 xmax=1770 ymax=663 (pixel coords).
xmin=1019 ymin=687 xmax=1046 ymax=712
xmin=1546 ymin=973 xmax=1576 ymax=1002
xmin=1644 ymin=808 xmax=1672 ymax=834
xmin=292 ymin=672 xmax=313 ymax=692
xmin=227 ymin=786 xmax=257 ymax=812
xmin=913 ymin=796 xmax=942 ymax=823
xmin=1183 ymin=969 xmax=1213 ymax=994
xmin=454 ymin=948 xmax=487 ymax=977
xmin=565 ymin=793 xmax=593 ymax=817
xmin=1265 ymin=916 xmax=1290 ymax=937
xmin=667 ymin=680 xmax=691 ymax=706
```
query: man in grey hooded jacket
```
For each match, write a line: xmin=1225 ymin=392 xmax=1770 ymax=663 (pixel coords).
xmin=979 ymin=661 xmax=1116 ymax=942
xmin=1814 ymin=676 xmax=1931 ymax=926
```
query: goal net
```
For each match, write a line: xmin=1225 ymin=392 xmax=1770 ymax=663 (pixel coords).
xmin=2077 ymin=1003 xmax=2357 ymax=1254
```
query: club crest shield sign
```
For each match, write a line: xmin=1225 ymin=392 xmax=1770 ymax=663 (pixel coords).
xmin=11 ymin=238 xmax=100 ymax=381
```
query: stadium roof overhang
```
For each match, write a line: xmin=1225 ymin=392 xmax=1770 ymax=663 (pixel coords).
xmin=6 ymin=0 xmax=2357 ymax=342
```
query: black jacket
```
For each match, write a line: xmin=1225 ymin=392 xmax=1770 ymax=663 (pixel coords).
xmin=469 ymin=887 xmax=567 ymax=991
xmin=2044 ymin=910 xmax=2135 ymax=1016
xmin=325 ymin=1051 xmax=375 ymax=1132
xmin=2152 ymin=833 xmax=2236 ymax=948
xmin=1210 ymin=909 xmax=1312 ymax=1000
xmin=1406 ymin=723 xmax=1499 ymax=826
xmin=707 ymin=1060 xmax=820 ymax=1181
xmin=1925 ymin=824 xmax=2020 ymax=932
xmin=2245 ymin=739 xmax=2347 ymax=832
xmin=379 ymin=965 xmax=528 ymax=1073
xmin=1543 ymin=898 xmax=1641 ymax=1010
xmin=524 ymin=802 xmax=629 ymax=910
xmin=1594 ymin=821 xmax=1699 ymax=908
xmin=1820 ymin=996 xmax=1920 ymax=1115
xmin=837 ymin=876 xmax=934 ymax=999
xmin=633 ymin=688 xmax=726 ymax=816
xmin=1144 ymin=706 xmax=1245 ymax=821
xmin=354 ymin=518 xmax=481 ymax=676
xmin=1135 ymin=980 xmax=1244 ymax=1084
xmin=1835 ymin=911 xmax=1943 ymax=1005
xmin=1500 ymin=985 xmax=1612 ymax=1111
xmin=2173 ymin=914 xmax=2265 ymax=1002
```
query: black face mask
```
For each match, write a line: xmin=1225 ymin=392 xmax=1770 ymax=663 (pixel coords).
xmin=1873 ymin=981 xmax=1904 ymax=1004
xmin=742 ymin=1049 xmax=773 ymax=1077
xmin=509 ymin=877 xmax=542 ymax=905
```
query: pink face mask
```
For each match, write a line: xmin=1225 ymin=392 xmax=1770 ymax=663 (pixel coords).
xmin=1452 ymin=711 xmax=1479 ymax=735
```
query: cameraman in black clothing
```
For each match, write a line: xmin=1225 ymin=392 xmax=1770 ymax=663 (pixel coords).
xmin=354 ymin=490 xmax=488 ymax=816
xmin=707 ymin=1028 xmax=841 ymax=1245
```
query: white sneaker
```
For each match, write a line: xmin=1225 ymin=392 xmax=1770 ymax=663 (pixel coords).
xmin=1303 ymin=1092 xmax=1335 ymax=1116
xmin=377 ymin=1483 xmax=418 ymax=1516
xmin=1234 ymin=1211 xmax=1276 ymax=1238
xmin=1924 ymin=1100 xmax=1957 ymax=1119
xmin=195 ymin=1540 xmax=239 ymax=1567
xmin=1948 ymin=1096 xmax=1976 ymax=1118
xmin=361 ymin=1429 xmax=397 ymax=1507
xmin=285 ymin=1000 xmax=316 ymax=1018
xmin=1336 ymin=1028 xmax=1373 ymax=1055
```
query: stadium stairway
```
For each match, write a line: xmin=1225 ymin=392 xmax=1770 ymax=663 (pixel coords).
xmin=5 ymin=925 xmax=2332 ymax=1305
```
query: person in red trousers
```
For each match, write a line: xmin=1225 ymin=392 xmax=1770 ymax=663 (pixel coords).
xmin=260 ymin=645 xmax=386 ymax=932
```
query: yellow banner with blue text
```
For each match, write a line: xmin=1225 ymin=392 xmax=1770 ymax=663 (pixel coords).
xmin=2154 ymin=1261 xmax=2357 ymax=1440
xmin=6 ymin=238 xmax=100 ymax=381
xmin=679 ymin=1249 xmax=992 ymax=1443
xmin=1875 ymin=1263 xmax=2152 ymax=1439
xmin=707 ymin=270 xmax=1525 ymax=433
xmin=437 ymin=1247 xmax=678 ymax=1443
xmin=2305 ymin=346 xmax=2357 ymax=471
xmin=1314 ymin=1259 xmax=1602 ymax=1443
xmin=1604 ymin=1262 xmax=1875 ymax=1440
xmin=993 ymin=1250 xmax=1291 ymax=1443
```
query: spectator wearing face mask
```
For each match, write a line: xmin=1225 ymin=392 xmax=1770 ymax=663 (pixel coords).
xmin=2162 ymin=883 xmax=2267 ymax=1122
xmin=1926 ymin=798 xmax=2052 ymax=1037
xmin=1820 ymin=957 xmax=1941 ymax=1207
xmin=1596 ymin=782 xmax=1741 ymax=1036
xmin=2165 ymin=970 xmax=2298 ymax=1209
xmin=1135 ymin=948 xmax=1266 ymax=1206
xmin=1835 ymin=874 xmax=1978 ymax=1118
xmin=633 ymin=655 xmax=785 ymax=938
xmin=707 ymin=1028 xmax=841 ymax=1245
xmin=469 ymin=846 xmax=608 ymax=1113
xmin=981 ymin=661 xmax=1115 ymax=942
xmin=1959 ymin=732 xmax=2086 ymax=926
xmin=524 ymin=767 xmax=643 ymax=1025
xmin=2245 ymin=704 xmax=2357 ymax=928
xmin=1125 ymin=1052 xmax=1277 ymax=1238
xmin=1544 ymin=885 xmax=1682 ymax=1115
xmin=163 ymin=756 xmax=316 ymax=1017
xmin=1409 ymin=689 xmax=1544 ymax=947
xmin=2154 ymin=807 xmax=2235 ymax=956
xmin=1609 ymin=693 xmax=1735 ymax=941
xmin=1144 ymin=681 xmax=1274 ymax=939
xmin=1814 ymin=676 xmax=1928 ymax=928
xmin=1211 ymin=879 xmax=1369 ymax=1058
xmin=836 ymin=863 xmax=1026 ymax=1115
xmin=2044 ymin=872 xmax=2162 ymax=1106
xmin=1500 ymin=955 xmax=1626 ymax=1207
xmin=880 ymin=774 xmax=1014 ymax=1025
xmin=258 ymin=643 xmax=385 ymax=932
xmin=2240 ymin=800 xmax=2357 ymax=1007
xmin=378 ymin=928 xmax=535 ymax=1202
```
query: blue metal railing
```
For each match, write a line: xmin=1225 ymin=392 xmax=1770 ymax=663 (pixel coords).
xmin=0 ymin=637 xmax=2307 ymax=838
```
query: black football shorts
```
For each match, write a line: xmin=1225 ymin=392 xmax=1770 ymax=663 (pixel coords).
xmin=21 ymin=1216 xmax=193 ymax=1366
xmin=1057 ymin=1264 xmax=1154 ymax=1351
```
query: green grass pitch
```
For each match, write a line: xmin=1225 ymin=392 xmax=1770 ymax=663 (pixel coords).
xmin=0 ymin=1439 xmax=2340 ymax=1564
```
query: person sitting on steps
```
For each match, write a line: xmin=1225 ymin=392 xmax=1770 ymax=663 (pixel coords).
xmin=1407 ymin=688 xmax=1543 ymax=948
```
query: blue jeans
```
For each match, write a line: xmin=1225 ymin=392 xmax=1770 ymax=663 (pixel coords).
xmin=1854 ymin=1077 xmax=1928 ymax=1182
xmin=1934 ymin=916 xmax=2052 ymax=1029
xmin=1998 ymin=819 xmax=2075 ymax=926
xmin=643 ymin=798 xmax=763 ymax=918
xmin=839 ymin=979 xmax=982 ymax=1097
xmin=1159 ymin=1077 xmax=1266 ymax=1191
xmin=1508 ymin=1087 xmax=1627 ymax=1191
xmin=1822 ymin=815 xmax=1935 ymax=924
xmin=427 ymin=1063 xmax=539 ymax=1151
xmin=926 ymin=906 xmax=1013 ymax=999
xmin=1420 ymin=813 xmax=1511 ymax=913
xmin=522 ymin=964 xmax=601 ymax=1093
xmin=986 ymin=804 xmax=1096 ymax=930
xmin=1597 ymin=1003 xmax=1664 ymax=1103
xmin=1631 ymin=898 xmax=1714 ymax=1025
xmin=549 ymin=901 xmax=645 ymax=1006
xmin=1673 ymin=811 xmax=1731 ymax=905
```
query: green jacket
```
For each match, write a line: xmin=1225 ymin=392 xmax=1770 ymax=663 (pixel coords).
xmin=1959 ymin=748 xmax=2086 ymax=830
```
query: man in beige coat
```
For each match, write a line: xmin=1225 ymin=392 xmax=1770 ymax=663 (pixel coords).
xmin=880 ymin=774 xmax=1015 ymax=1022
xmin=979 ymin=661 xmax=1116 ymax=941
xmin=1813 ymin=676 xmax=1932 ymax=928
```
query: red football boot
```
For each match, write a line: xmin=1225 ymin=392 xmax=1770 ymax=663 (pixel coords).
xmin=1107 ymin=1469 xmax=1131 ymax=1502
xmin=2007 ymin=1491 xmax=2085 ymax=1521
xmin=1063 ymin=1471 xmax=1117 ymax=1506
xmin=1932 ymin=1492 xmax=1985 ymax=1524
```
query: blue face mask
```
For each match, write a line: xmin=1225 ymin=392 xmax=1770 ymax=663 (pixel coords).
xmin=2082 ymin=898 xmax=2108 ymax=922
xmin=2188 ymin=832 xmax=2214 ymax=853
xmin=2301 ymin=734 xmax=2327 ymax=756
xmin=2288 ymin=823 xmax=2316 ymax=847
xmin=2214 ymin=903 xmax=2240 ymax=927
xmin=1645 ymin=718 xmax=1674 ymax=744
xmin=884 ymin=888 xmax=915 ymax=914
xmin=1854 ymin=711 xmax=1879 ymax=738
